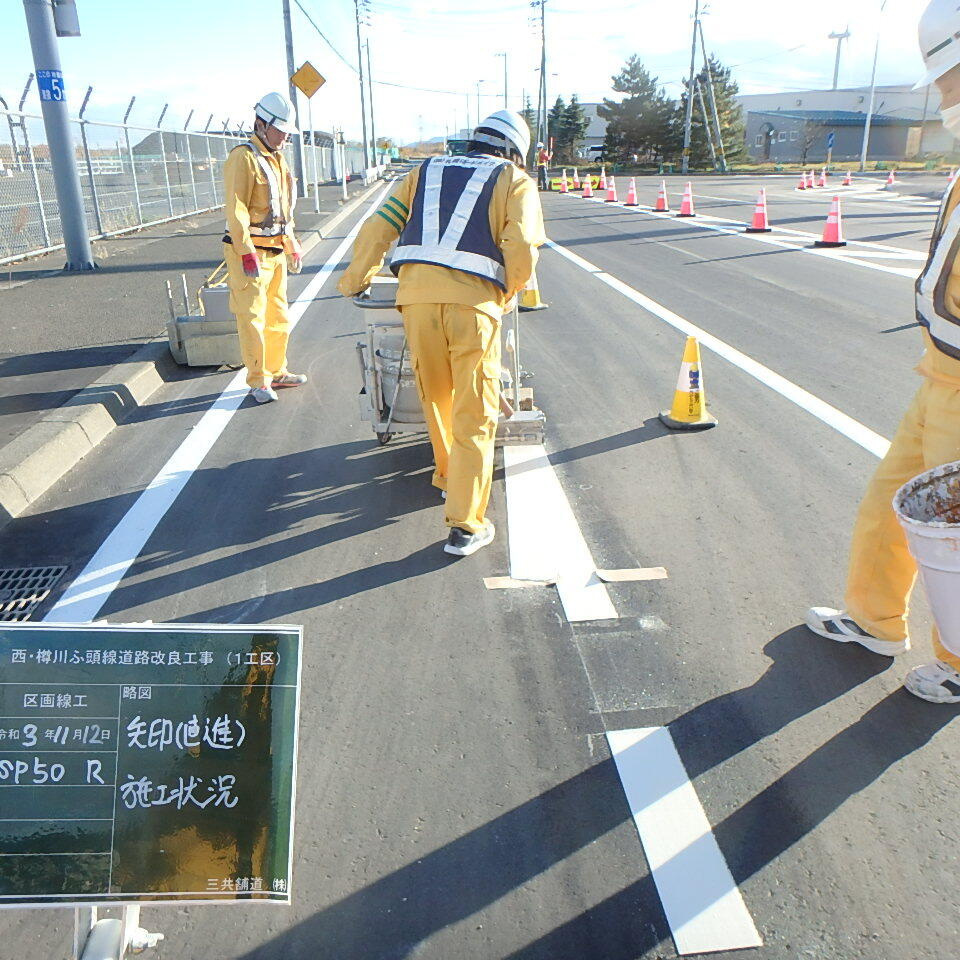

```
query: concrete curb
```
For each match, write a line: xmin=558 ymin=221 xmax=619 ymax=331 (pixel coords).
xmin=0 ymin=177 xmax=388 ymax=533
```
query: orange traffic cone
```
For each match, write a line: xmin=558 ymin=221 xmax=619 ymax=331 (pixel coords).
xmin=655 ymin=179 xmax=670 ymax=212
xmin=560 ymin=171 xmax=568 ymax=193
xmin=677 ymin=181 xmax=695 ymax=217
xmin=599 ymin=166 xmax=607 ymax=191
xmin=883 ymin=169 xmax=897 ymax=189
xmin=659 ymin=336 xmax=717 ymax=431
xmin=797 ymin=173 xmax=807 ymax=191
xmin=582 ymin=176 xmax=593 ymax=198
xmin=842 ymin=170 xmax=852 ymax=186
xmin=818 ymin=168 xmax=827 ymax=188
xmin=745 ymin=188 xmax=771 ymax=233
xmin=814 ymin=195 xmax=847 ymax=248
xmin=624 ymin=177 xmax=638 ymax=206
xmin=572 ymin=167 xmax=580 ymax=189
xmin=518 ymin=269 xmax=548 ymax=311
xmin=605 ymin=177 xmax=618 ymax=202
xmin=808 ymin=170 xmax=817 ymax=189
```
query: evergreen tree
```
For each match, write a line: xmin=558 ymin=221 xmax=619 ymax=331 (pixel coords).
xmin=598 ymin=55 xmax=676 ymax=162
xmin=557 ymin=95 xmax=589 ymax=163
xmin=672 ymin=56 xmax=746 ymax=168
xmin=547 ymin=95 xmax=566 ymax=152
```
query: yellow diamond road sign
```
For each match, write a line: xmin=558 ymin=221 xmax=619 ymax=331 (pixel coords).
xmin=291 ymin=62 xmax=325 ymax=99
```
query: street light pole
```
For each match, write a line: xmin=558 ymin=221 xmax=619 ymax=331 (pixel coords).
xmin=681 ymin=0 xmax=700 ymax=176
xmin=21 ymin=0 xmax=95 ymax=269
xmin=366 ymin=40 xmax=377 ymax=167
xmin=281 ymin=0 xmax=306 ymax=195
xmin=496 ymin=52 xmax=508 ymax=108
xmin=859 ymin=1 xmax=887 ymax=173
xmin=354 ymin=0 xmax=370 ymax=169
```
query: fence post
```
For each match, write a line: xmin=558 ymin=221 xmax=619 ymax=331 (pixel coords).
xmin=19 ymin=116 xmax=51 ymax=247
xmin=122 ymin=97 xmax=143 ymax=225
xmin=182 ymin=108 xmax=199 ymax=211
xmin=203 ymin=116 xmax=217 ymax=207
xmin=77 ymin=86 xmax=104 ymax=235
xmin=157 ymin=104 xmax=174 ymax=217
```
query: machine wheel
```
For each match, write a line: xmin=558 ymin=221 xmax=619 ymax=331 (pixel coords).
xmin=377 ymin=432 xmax=393 ymax=446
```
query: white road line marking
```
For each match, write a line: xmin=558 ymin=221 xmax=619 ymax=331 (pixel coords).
xmin=607 ymin=727 xmax=763 ymax=955
xmin=503 ymin=443 xmax=617 ymax=622
xmin=562 ymin=194 xmax=921 ymax=278
xmin=546 ymin=239 xmax=892 ymax=460
xmin=45 ymin=186 xmax=391 ymax=623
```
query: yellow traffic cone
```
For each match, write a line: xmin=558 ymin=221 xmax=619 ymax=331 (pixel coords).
xmin=518 ymin=269 xmax=549 ymax=311
xmin=659 ymin=336 xmax=717 ymax=430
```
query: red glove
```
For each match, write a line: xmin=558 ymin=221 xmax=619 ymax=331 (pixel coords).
xmin=241 ymin=253 xmax=260 ymax=278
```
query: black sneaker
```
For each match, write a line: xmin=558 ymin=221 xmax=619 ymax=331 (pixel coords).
xmin=443 ymin=521 xmax=495 ymax=557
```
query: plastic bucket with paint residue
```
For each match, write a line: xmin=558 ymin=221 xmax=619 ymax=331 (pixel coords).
xmin=894 ymin=460 xmax=960 ymax=657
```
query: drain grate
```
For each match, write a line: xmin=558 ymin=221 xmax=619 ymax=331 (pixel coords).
xmin=0 ymin=566 xmax=68 ymax=622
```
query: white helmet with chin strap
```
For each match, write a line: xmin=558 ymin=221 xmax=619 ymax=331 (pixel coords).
xmin=472 ymin=110 xmax=531 ymax=162
xmin=254 ymin=92 xmax=298 ymax=135
xmin=915 ymin=0 xmax=960 ymax=88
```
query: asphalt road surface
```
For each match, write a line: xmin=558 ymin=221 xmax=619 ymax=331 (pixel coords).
xmin=0 ymin=171 xmax=956 ymax=959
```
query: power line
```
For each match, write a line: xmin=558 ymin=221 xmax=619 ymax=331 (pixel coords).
xmin=292 ymin=0 xmax=357 ymax=72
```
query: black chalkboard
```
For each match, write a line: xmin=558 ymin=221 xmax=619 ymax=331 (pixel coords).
xmin=0 ymin=623 xmax=301 ymax=905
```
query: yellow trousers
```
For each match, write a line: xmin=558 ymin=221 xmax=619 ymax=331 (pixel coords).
xmin=224 ymin=244 xmax=290 ymax=388
xmin=402 ymin=303 xmax=501 ymax=535
xmin=845 ymin=378 xmax=960 ymax=667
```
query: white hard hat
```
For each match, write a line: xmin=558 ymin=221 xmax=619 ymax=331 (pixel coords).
xmin=473 ymin=110 xmax=531 ymax=161
xmin=915 ymin=0 xmax=960 ymax=89
xmin=254 ymin=92 xmax=298 ymax=134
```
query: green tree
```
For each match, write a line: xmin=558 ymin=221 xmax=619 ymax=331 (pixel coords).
xmin=672 ymin=56 xmax=746 ymax=168
xmin=598 ymin=55 xmax=677 ymax=162
xmin=547 ymin=95 xmax=566 ymax=151
xmin=556 ymin=94 xmax=589 ymax=162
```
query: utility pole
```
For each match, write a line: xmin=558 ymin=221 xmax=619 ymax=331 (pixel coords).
xmin=697 ymin=19 xmax=726 ymax=172
xmin=366 ymin=41 xmax=377 ymax=167
xmin=829 ymin=28 xmax=851 ymax=90
xmin=496 ymin=52 xmax=508 ymax=108
xmin=354 ymin=0 xmax=370 ymax=169
xmin=281 ymin=0 xmax=306 ymax=194
xmin=681 ymin=0 xmax=700 ymax=175
xmin=22 ymin=0 xmax=95 ymax=270
xmin=540 ymin=0 xmax=548 ymax=149
xmin=476 ymin=80 xmax=483 ymax=128
xmin=695 ymin=79 xmax=717 ymax=170
xmin=859 ymin=1 xmax=887 ymax=173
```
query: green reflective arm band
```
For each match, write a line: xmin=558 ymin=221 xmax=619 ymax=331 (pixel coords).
xmin=383 ymin=198 xmax=408 ymax=223
xmin=386 ymin=195 xmax=409 ymax=216
xmin=376 ymin=208 xmax=404 ymax=233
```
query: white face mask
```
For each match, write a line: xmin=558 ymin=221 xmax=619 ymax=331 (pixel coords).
xmin=942 ymin=102 xmax=960 ymax=138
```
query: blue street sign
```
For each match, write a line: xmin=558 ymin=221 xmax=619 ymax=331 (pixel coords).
xmin=37 ymin=70 xmax=65 ymax=103
xmin=826 ymin=131 xmax=836 ymax=149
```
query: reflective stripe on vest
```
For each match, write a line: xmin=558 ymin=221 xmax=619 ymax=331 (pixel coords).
xmin=227 ymin=141 xmax=296 ymax=238
xmin=917 ymin=170 xmax=960 ymax=360
xmin=391 ymin=154 xmax=507 ymax=289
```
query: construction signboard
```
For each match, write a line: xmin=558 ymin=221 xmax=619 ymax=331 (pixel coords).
xmin=0 ymin=623 xmax=302 ymax=906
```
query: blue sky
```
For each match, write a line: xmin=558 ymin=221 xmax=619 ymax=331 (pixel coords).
xmin=4 ymin=0 xmax=930 ymax=144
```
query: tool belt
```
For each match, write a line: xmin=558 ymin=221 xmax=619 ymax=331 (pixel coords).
xmin=222 ymin=234 xmax=284 ymax=253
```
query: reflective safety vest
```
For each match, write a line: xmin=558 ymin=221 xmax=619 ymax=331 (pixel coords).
xmin=232 ymin=141 xmax=296 ymax=239
xmin=917 ymin=171 xmax=960 ymax=360
xmin=391 ymin=154 xmax=508 ymax=290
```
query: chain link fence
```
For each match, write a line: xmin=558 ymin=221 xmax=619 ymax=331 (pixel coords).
xmin=0 ymin=107 xmax=370 ymax=265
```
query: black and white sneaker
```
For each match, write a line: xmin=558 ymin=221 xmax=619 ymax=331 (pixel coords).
xmin=444 ymin=521 xmax=495 ymax=557
xmin=804 ymin=606 xmax=908 ymax=656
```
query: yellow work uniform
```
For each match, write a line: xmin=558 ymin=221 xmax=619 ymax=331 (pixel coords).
xmin=223 ymin=134 xmax=298 ymax=389
xmin=339 ymin=159 xmax=545 ymax=534
xmin=844 ymin=178 xmax=960 ymax=667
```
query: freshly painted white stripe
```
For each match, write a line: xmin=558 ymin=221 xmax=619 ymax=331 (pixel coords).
xmin=607 ymin=727 xmax=763 ymax=955
xmin=546 ymin=239 xmax=892 ymax=460
xmin=503 ymin=443 xmax=617 ymax=622
xmin=45 ymin=186 xmax=391 ymax=623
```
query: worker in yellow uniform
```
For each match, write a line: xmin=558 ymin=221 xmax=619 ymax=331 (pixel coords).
xmin=223 ymin=92 xmax=306 ymax=404
xmin=339 ymin=110 xmax=545 ymax=556
xmin=806 ymin=0 xmax=960 ymax=703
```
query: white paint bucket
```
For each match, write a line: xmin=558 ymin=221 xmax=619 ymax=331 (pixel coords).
xmin=894 ymin=459 xmax=960 ymax=657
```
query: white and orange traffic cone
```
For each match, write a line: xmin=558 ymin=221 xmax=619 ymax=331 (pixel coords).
xmin=842 ymin=170 xmax=852 ymax=187
xmin=818 ymin=167 xmax=827 ymax=188
xmin=655 ymin=179 xmax=670 ymax=212
xmin=599 ymin=166 xmax=608 ymax=191
xmin=677 ymin=181 xmax=696 ymax=217
xmin=814 ymin=195 xmax=847 ymax=248
xmin=605 ymin=177 xmax=618 ymax=202
xmin=518 ymin=269 xmax=549 ymax=311
xmin=808 ymin=170 xmax=817 ymax=189
xmin=883 ymin=168 xmax=897 ymax=190
xmin=797 ymin=173 xmax=807 ymax=191
xmin=624 ymin=177 xmax=638 ymax=206
xmin=582 ymin=176 xmax=593 ymax=199
xmin=659 ymin=336 xmax=717 ymax=431
xmin=745 ymin=188 xmax=772 ymax=233
xmin=560 ymin=171 xmax=569 ymax=193
xmin=572 ymin=167 xmax=580 ymax=189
